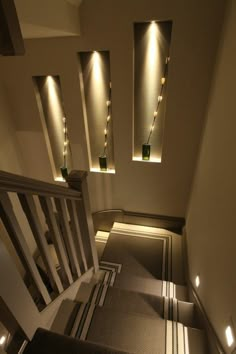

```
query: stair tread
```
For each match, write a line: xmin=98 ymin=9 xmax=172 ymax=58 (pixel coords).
xmin=24 ymin=328 xmax=134 ymax=354
xmin=75 ymin=281 xmax=198 ymax=329
xmin=86 ymin=307 xmax=166 ymax=354
xmin=51 ymin=299 xmax=206 ymax=353
xmin=113 ymin=272 xmax=188 ymax=301
xmin=86 ymin=307 xmax=206 ymax=354
xmin=102 ymin=286 xmax=164 ymax=317
xmin=109 ymin=222 xmax=185 ymax=285
xmin=102 ymin=232 xmax=166 ymax=280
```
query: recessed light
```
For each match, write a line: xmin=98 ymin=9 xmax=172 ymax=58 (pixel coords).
xmin=195 ymin=275 xmax=200 ymax=288
xmin=0 ymin=336 xmax=6 ymax=346
xmin=225 ymin=326 xmax=234 ymax=347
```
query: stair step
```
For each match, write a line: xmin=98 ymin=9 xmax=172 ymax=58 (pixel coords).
xmin=51 ymin=299 xmax=79 ymax=336
xmin=177 ymin=301 xmax=197 ymax=328
xmin=75 ymin=282 xmax=198 ymax=328
xmin=72 ymin=305 xmax=207 ymax=354
xmin=82 ymin=306 xmax=166 ymax=354
xmin=104 ymin=287 xmax=197 ymax=328
xmin=187 ymin=327 xmax=208 ymax=354
xmin=51 ymin=298 xmax=205 ymax=353
xmin=24 ymin=328 xmax=134 ymax=354
xmin=113 ymin=273 xmax=188 ymax=301
xmin=104 ymin=222 xmax=185 ymax=284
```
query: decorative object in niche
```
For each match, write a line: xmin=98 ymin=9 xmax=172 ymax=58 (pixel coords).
xmin=142 ymin=56 xmax=170 ymax=160
xmin=33 ymin=75 xmax=72 ymax=181
xmin=99 ymin=82 xmax=112 ymax=171
xmin=142 ymin=143 xmax=151 ymax=160
xmin=79 ymin=51 xmax=115 ymax=174
xmin=133 ymin=21 xmax=172 ymax=163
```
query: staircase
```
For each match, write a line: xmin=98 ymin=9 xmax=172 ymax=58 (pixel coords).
xmin=24 ymin=222 xmax=208 ymax=354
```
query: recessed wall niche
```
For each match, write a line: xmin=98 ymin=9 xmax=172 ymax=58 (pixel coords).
xmin=79 ymin=51 xmax=115 ymax=173
xmin=133 ymin=21 xmax=172 ymax=163
xmin=33 ymin=76 xmax=72 ymax=181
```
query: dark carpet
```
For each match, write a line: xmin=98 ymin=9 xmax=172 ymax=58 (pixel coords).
xmin=102 ymin=232 xmax=165 ymax=279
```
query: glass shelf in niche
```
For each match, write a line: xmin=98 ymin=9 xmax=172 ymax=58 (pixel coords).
xmin=132 ymin=156 xmax=162 ymax=163
xmin=90 ymin=168 xmax=115 ymax=174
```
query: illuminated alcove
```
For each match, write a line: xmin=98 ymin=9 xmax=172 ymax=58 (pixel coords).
xmin=33 ymin=76 xmax=73 ymax=181
xmin=78 ymin=51 xmax=115 ymax=174
xmin=133 ymin=21 xmax=172 ymax=163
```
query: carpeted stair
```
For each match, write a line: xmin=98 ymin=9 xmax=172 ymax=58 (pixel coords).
xmin=25 ymin=222 xmax=208 ymax=354
xmin=24 ymin=328 xmax=134 ymax=354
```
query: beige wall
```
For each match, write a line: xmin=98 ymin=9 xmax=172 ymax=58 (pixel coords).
xmin=0 ymin=82 xmax=38 ymax=263
xmin=15 ymin=0 xmax=81 ymax=38
xmin=0 ymin=0 xmax=225 ymax=217
xmin=0 ymin=82 xmax=23 ymax=175
xmin=186 ymin=1 xmax=236 ymax=352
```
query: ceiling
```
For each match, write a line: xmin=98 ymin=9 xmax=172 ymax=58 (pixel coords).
xmin=14 ymin=0 xmax=83 ymax=39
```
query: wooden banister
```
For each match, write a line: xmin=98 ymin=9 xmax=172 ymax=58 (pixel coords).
xmin=0 ymin=169 xmax=98 ymax=338
xmin=18 ymin=193 xmax=64 ymax=294
xmin=0 ymin=191 xmax=51 ymax=305
xmin=0 ymin=171 xmax=81 ymax=199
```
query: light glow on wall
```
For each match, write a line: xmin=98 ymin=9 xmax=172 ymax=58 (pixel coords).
xmin=93 ymin=51 xmax=103 ymax=83
xmin=89 ymin=52 xmax=107 ymax=121
xmin=143 ymin=22 xmax=160 ymax=112
xmin=45 ymin=76 xmax=63 ymax=121
xmin=225 ymin=325 xmax=234 ymax=347
xmin=148 ymin=22 xmax=158 ymax=67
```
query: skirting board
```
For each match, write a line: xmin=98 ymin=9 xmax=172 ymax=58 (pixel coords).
xmin=92 ymin=209 xmax=185 ymax=234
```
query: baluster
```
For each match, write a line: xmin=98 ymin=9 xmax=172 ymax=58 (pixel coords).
xmin=0 ymin=192 xmax=51 ymax=305
xmin=54 ymin=198 xmax=82 ymax=278
xmin=39 ymin=196 xmax=73 ymax=286
xmin=18 ymin=194 xmax=63 ymax=294
xmin=67 ymin=171 xmax=99 ymax=272
xmin=75 ymin=199 xmax=93 ymax=268
xmin=67 ymin=199 xmax=88 ymax=272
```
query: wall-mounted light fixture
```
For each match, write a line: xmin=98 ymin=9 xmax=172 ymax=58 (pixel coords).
xmin=225 ymin=325 xmax=235 ymax=347
xmin=195 ymin=275 xmax=200 ymax=288
xmin=0 ymin=335 xmax=6 ymax=346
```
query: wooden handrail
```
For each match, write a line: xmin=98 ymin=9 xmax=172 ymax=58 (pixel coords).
xmin=0 ymin=170 xmax=81 ymax=199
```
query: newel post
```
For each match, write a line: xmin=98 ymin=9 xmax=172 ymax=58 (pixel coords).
xmin=66 ymin=170 xmax=99 ymax=272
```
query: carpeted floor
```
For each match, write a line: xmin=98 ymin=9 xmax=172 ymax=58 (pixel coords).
xmin=102 ymin=232 xmax=166 ymax=279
